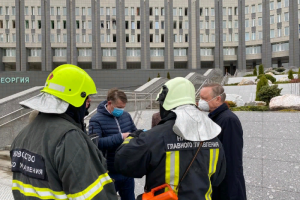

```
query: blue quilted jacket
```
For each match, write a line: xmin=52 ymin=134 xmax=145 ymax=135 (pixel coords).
xmin=89 ymin=100 xmax=137 ymax=174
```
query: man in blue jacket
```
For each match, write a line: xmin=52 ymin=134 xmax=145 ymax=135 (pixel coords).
xmin=89 ymin=88 xmax=137 ymax=200
xmin=199 ymin=83 xmax=247 ymax=200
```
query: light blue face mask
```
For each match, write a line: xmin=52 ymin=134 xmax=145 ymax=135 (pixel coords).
xmin=112 ymin=107 xmax=124 ymax=117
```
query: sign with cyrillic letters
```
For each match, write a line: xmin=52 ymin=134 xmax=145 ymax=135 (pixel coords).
xmin=11 ymin=149 xmax=46 ymax=180
xmin=164 ymin=136 xmax=220 ymax=151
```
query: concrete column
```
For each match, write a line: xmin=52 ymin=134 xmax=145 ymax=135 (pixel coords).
xmin=92 ymin=0 xmax=102 ymax=69
xmin=289 ymin=0 xmax=300 ymax=67
xmin=43 ymin=0 xmax=52 ymax=71
xmin=116 ymin=0 xmax=126 ymax=69
xmin=238 ymin=0 xmax=246 ymax=71
xmin=214 ymin=0 xmax=223 ymax=73
xmin=262 ymin=0 xmax=271 ymax=68
xmin=188 ymin=0 xmax=200 ymax=69
xmin=15 ymin=0 xmax=21 ymax=71
xmin=164 ymin=0 xmax=174 ymax=69
xmin=67 ymin=0 xmax=77 ymax=65
xmin=140 ymin=0 xmax=150 ymax=69
xmin=18 ymin=0 xmax=27 ymax=71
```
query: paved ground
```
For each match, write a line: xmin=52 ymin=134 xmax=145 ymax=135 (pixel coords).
xmin=1 ymin=110 xmax=300 ymax=199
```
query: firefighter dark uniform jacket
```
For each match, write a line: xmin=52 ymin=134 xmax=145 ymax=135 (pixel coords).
xmin=10 ymin=113 xmax=118 ymax=200
xmin=115 ymin=105 xmax=226 ymax=200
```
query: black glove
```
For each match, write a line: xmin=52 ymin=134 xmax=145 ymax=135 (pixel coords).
xmin=129 ymin=129 xmax=144 ymax=138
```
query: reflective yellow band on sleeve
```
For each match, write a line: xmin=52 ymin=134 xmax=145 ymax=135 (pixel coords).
xmin=165 ymin=151 xmax=180 ymax=195
xmin=122 ymin=136 xmax=134 ymax=145
xmin=67 ymin=173 xmax=113 ymax=200
xmin=205 ymin=148 xmax=220 ymax=200
xmin=12 ymin=172 xmax=113 ymax=200
xmin=12 ymin=180 xmax=68 ymax=200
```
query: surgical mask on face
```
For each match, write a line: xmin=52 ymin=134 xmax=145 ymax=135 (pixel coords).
xmin=112 ymin=107 xmax=124 ymax=117
xmin=198 ymin=93 xmax=224 ymax=112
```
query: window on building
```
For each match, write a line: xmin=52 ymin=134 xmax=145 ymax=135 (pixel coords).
xmin=278 ymin=28 xmax=282 ymax=37
xmin=161 ymin=8 xmax=165 ymax=16
xmin=185 ymin=34 xmax=188 ymax=42
xmin=272 ymin=42 xmax=289 ymax=52
xmin=150 ymin=21 xmax=153 ymax=29
xmin=258 ymin=31 xmax=263 ymax=40
xmin=284 ymin=12 xmax=289 ymax=21
xmin=51 ymin=7 xmax=55 ymax=15
xmin=37 ymin=7 xmax=41 ymax=15
xmin=63 ymin=34 xmax=67 ymax=43
xmin=100 ymin=7 xmax=104 ymax=15
xmin=155 ymin=21 xmax=159 ymax=29
xmin=235 ymin=20 xmax=238 ymax=28
xmin=211 ymin=20 xmax=215 ymax=29
xmin=6 ymin=34 xmax=10 ymax=42
xmin=228 ymin=7 xmax=232 ymax=15
xmin=161 ymin=21 xmax=164 ymax=29
xmin=200 ymin=8 xmax=203 ymax=16
xmin=125 ymin=21 xmax=128 ymax=29
xmin=82 ymin=34 xmax=86 ymax=43
xmin=234 ymin=7 xmax=238 ymax=15
xmin=245 ymin=19 xmax=249 ymax=28
xmin=223 ymin=33 xmax=227 ymax=42
xmin=25 ymin=7 xmax=28 ymax=15
xmin=252 ymin=19 xmax=255 ymax=27
xmin=0 ymin=20 xmax=2 ymax=28
xmin=258 ymin=18 xmax=262 ymax=26
xmin=101 ymin=34 xmax=104 ymax=42
xmin=25 ymin=20 xmax=29 ymax=29
xmin=270 ymin=29 xmax=275 ymax=38
xmin=12 ymin=7 xmax=15 ymax=15
xmin=126 ymin=48 xmax=141 ymax=57
xmin=223 ymin=7 xmax=226 ymax=15
xmin=252 ymin=32 xmax=256 ymax=40
xmin=270 ymin=15 xmax=274 ymax=24
xmin=245 ymin=32 xmax=250 ymax=41
xmin=137 ymin=7 xmax=140 ymax=16
xmin=12 ymin=20 xmax=15 ymax=28
xmin=173 ymin=21 xmax=176 ymax=29
xmin=82 ymin=7 xmax=86 ymax=15
xmin=150 ymin=34 xmax=153 ymax=43
xmin=245 ymin=6 xmax=249 ymax=14
xmin=277 ymin=14 xmax=281 ymax=23
xmin=223 ymin=48 xmax=235 ymax=55
xmin=5 ymin=6 xmax=9 ymax=15
xmin=270 ymin=2 xmax=274 ymax=10
xmin=173 ymin=8 xmax=177 ymax=16
xmin=5 ymin=20 xmax=9 ymax=29
xmin=132 ymin=21 xmax=135 ymax=29
xmin=200 ymin=34 xmax=203 ymax=42
xmin=252 ymin=5 xmax=255 ymax=13
xmin=149 ymin=7 xmax=152 ymax=16
xmin=200 ymin=21 xmax=203 ymax=29
xmin=211 ymin=34 xmax=215 ymax=42
xmin=75 ymin=7 xmax=79 ymax=15
xmin=179 ymin=34 xmax=182 ymax=43
xmin=76 ymin=20 xmax=80 ymax=29
xmin=234 ymin=33 xmax=238 ymax=41
xmin=88 ymin=21 xmax=92 ymax=29
xmin=113 ymin=34 xmax=116 ymax=42
xmin=57 ymin=7 xmax=60 ymax=15
xmin=174 ymin=34 xmax=177 ymax=42
xmin=0 ymin=7 xmax=2 ymax=15
xmin=174 ymin=48 xmax=187 ymax=56
xmin=155 ymin=7 xmax=159 ymax=16
xmin=284 ymin=0 xmax=289 ymax=7
xmin=31 ymin=20 xmax=35 ymax=29
xmin=51 ymin=20 xmax=55 ymax=29
xmin=63 ymin=20 xmax=66 ymax=29
xmin=137 ymin=34 xmax=141 ymax=42
xmin=88 ymin=7 xmax=91 ymax=16
xmin=31 ymin=34 xmax=35 ymax=43
xmin=106 ymin=7 xmax=110 ymax=15
xmin=57 ymin=21 xmax=61 ymax=29
xmin=126 ymin=34 xmax=129 ymax=42
xmin=57 ymin=34 xmax=61 ymax=43
xmin=161 ymin=34 xmax=164 ymax=42
xmin=63 ymin=7 xmax=67 ymax=16
xmin=75 ymin=34 xmax=80 ymax=42
xmin=185 ymin=8 xmax=188 ymax=16
xmin=284 ymin=26 xmax=289 ymax=36
xmin=277 ymin=0 xmax=281 ymax=9
xmin=112 ymin=20 xmax=116 ymax=29
xmin=258 ymin=4 xmax=262 ymax=12
xmin=205 ymin=21 xmax=208 ymax=29
xmin=205 ymin=8 xmax=209 ymax=16
xmin=106 ymin=21 xmax=110 ymax=29
xmin=223 ymin=20 xmax=226 ymax=28
xmin=25 ymin=34 xmax=29 ymax=42
xmin=155 ymin=34 xmax=159 ymax=43
xmin=228 ymin=20 xmax=232 ymax=28
xmin=112 ymin=7 xmax=116 ymax=16
xmin=211 ymin=8 xmax=215 ymax=16
xmin=82 ymin=21 xmax=86 ymax=29
xmin=137 ymin=21 xmax=140 ymax=29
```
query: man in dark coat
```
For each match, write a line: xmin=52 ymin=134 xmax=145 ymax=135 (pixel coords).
xmin=199 ymin=83 xmax=247 ymax=200
xmin=89 ymin=88 xmax=137 ymax=200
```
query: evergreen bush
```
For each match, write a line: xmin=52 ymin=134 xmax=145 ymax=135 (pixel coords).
xmin=257 ymin=85 xmax=282 ymax=105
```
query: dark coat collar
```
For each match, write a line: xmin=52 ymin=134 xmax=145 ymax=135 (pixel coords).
xmin=208 ymin=103 xmax=229 ymax=119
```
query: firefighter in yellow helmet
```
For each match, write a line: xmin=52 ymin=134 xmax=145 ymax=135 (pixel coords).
xmin=114 ymin=77 xmax=226 ymax=200
xmin=10 ymin=64 xmax=118 ymax=200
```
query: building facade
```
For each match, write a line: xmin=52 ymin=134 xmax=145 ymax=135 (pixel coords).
xmin=0 ymin=0 xmax=299 ymax=75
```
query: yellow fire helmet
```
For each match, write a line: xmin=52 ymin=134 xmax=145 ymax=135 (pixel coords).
xmin=41 ymin=64 xmax=97 ymax=107
xmin=156 ymin=77 xmax=196 ymax=110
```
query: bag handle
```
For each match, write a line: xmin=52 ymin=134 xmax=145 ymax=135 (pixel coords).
xmin=176 ymin=141 xmax=203 ymax=191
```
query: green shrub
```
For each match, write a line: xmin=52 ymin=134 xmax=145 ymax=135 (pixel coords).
xmin=275 ymin=68 xmax=285 ymax=72
xmin=148 ymin=77 xmax=151 ymax=82
xmin=298 ymin=68 xmax=300 ymax=78
xmin=230 ymin=106 xmax=269 ymax=111
xmin=256 ymin=75 xmax=268 ymax=101
xmin=288 ymin=70 xmax=294 ymax=80
xmin=258 ymin=64 xmax=264 ymax=75
xmin=253 ymin=68 xmax=257 ymax=76
xmin=258 ymin=74 xmax=276 ymax=83
xmin=225 ymin=83 xmax=239 ymax=86
xmin=257 ymin=85 xmax=282 ymax=105
xmin=167 ymin=72 xmax=171 ymax=79
xmin=279 ymin=109 xmax=299 ymax=112
xmin=225 ymin=101 xmax=237 ymax=108
xmin=157 ymin=73 xmax=161 ymax=78
xmin=274 ymin=81 xmax=290 ymax=84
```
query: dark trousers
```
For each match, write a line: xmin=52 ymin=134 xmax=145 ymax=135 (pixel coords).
xmin=109 ymin=173 xmax=135 ymax=200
